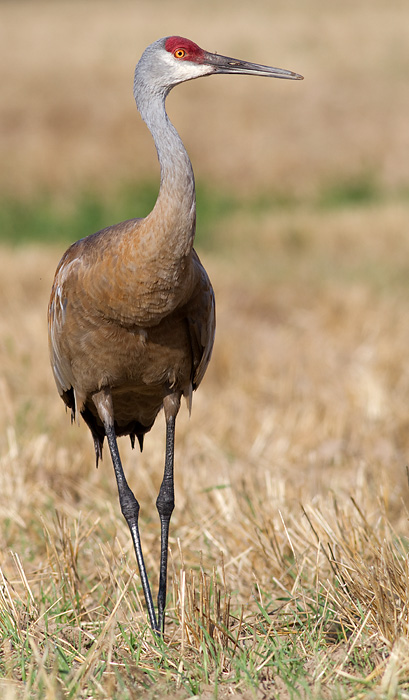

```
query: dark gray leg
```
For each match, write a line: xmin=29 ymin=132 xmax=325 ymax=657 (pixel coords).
xmin=105 ymin=423 xmax=159 ymax=633
xmin=156 ymin=414 xmax=175 ymax=633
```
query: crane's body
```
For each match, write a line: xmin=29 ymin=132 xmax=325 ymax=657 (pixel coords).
xmin=49 ymin=213 xmax=213 ymax=459
xmin=48 ymin=36 xmax=302 ymax=634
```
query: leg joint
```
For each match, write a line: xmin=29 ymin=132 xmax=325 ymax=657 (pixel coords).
xmin=156 ymin=496 xmax=175 ymax=518
xmin=120 ymin=486 xmax=140 ymax=523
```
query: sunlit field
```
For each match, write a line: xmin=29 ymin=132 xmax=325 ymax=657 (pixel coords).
xmin=1 ymin=1 xmax=409 ymax=698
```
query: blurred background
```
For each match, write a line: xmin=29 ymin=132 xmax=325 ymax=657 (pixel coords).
xmin=1 ymin=0 xmax=409 ymax=578
xmin=1 ymin=3 xmax=409 ymax=692
xmin=2 ymin=0 xmax=409 ymax=210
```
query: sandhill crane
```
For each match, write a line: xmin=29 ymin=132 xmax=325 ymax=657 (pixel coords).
xmin=48 ymin=36 xmax=303 ymax=634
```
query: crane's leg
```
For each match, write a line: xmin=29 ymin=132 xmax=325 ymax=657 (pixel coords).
xmin=92 ymin=390 xmax=159 ymax=633
xmin=156 ymin=394 xmax=179 ymax=634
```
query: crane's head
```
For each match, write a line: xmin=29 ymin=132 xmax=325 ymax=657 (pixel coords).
xmin=134 ymin=36 xmax=303 ymax=97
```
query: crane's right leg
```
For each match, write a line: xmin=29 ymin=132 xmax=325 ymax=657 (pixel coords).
xmin=92 ymin=389 xmax=159 ymax=633
xmin=156 ymin=393 xmax=181 ymax=634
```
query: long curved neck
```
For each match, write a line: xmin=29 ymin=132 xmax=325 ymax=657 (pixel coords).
xmin=135 ymin=81 xmax=196 ymax=260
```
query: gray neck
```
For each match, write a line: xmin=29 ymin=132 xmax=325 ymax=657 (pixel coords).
xmin=134 ymin=77 xmax=196 ymax=255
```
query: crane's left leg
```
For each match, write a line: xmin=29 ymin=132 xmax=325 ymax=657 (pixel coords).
xmin=93 ymin=388 xmax=158 ymax=632
xmin=156 ymin=394 xmax=180 ymax=633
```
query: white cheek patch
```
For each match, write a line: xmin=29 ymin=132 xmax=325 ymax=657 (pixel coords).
xmin=162 ymin=52 xmax=211 ymax=80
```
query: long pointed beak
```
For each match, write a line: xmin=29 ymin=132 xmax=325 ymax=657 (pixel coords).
xmin=203 ymin=51 xmax=303 ymax=81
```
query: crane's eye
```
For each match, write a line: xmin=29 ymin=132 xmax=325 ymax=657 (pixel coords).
xmin=174 ymin=49 xmax=186 ymax=59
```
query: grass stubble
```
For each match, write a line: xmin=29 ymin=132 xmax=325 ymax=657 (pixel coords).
xmin=1 ymin=203 xmax=409 ymax=698
xmin=2 ymin=0 xmax=409 ymax=697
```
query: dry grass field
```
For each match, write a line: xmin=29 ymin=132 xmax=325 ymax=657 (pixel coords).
xmin=1 ymin=0 xmax=409 ymax=698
